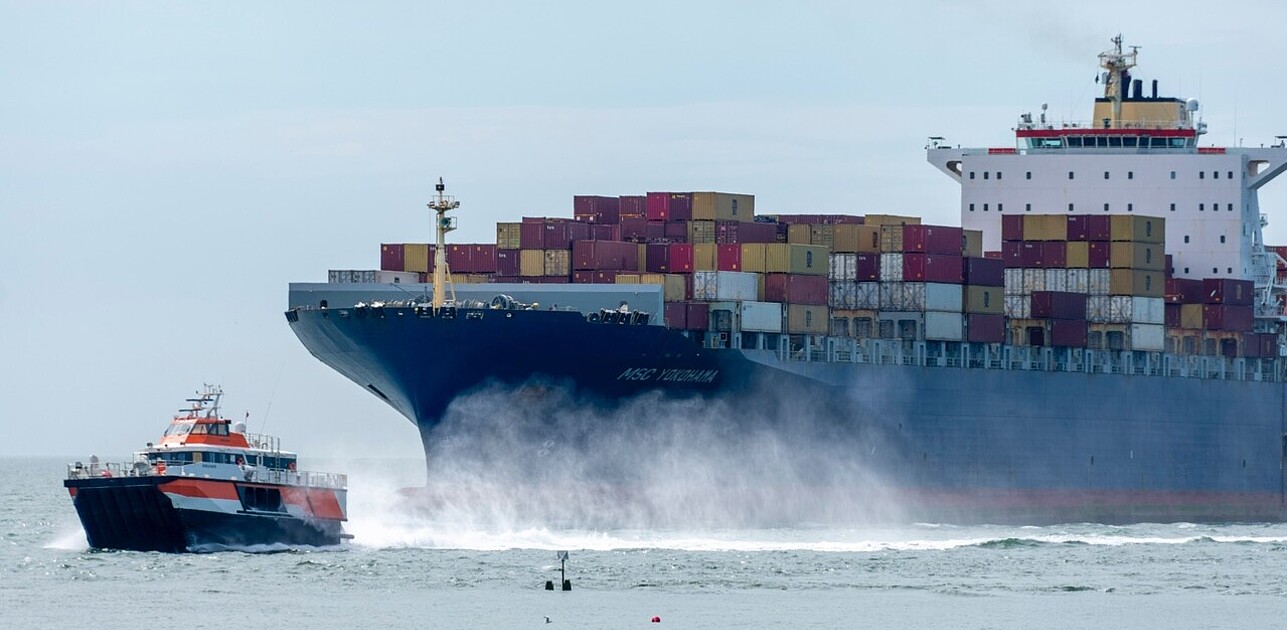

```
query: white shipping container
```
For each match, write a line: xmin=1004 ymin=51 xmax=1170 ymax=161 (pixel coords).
xmin=879 ymin=282 xmax=905 ymax=310
xmin=1088 ymin=269 xmax=1111 ymax=296
xmin=1129 ymin=323 xmax=1166 ymax=351
xmin=1065 ymin=268 xmax=1089 ymax=294
xmin=879 ymin=253 xmax=903 ymax=282
xmin=829 ymin=281 xmax=856 ymax=309
xmin=1086 ymin=296 xmax=1112 ymax=323
xmin=856 ymin=282 xmax=881 ymax=310
xmin=1004 ymin=268 xmax=1025 ymax=296
xmin=693 ymin=271 xmax=758 ymax=301
xmin=1022 ymin=268 xmax=1047 ymax=294
xmin=925 ymin=311 xmax=964 ymax=341
xmin=829 ymin=253 xmax=857 ymax=282
xmin=878 ymin=312 xmax=924 ymax=340
xmin=907 ymin=282 xmax=963 ymax=312
xmin=1004 ymin=295 xmax=1031 ymax=318
xmin=1044 ymin=268 xmax=1068 ymax=293
xmin=708 ymin=301 xmax=784 ymax=333
xmin=1132 ymin=297 xmax=1165 ymax=325
xmin=328 ymin=269 xmax=420 ymax=284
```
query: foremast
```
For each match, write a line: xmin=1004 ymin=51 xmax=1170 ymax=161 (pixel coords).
xmin=428 ymin=177 xmax=460 ymax=309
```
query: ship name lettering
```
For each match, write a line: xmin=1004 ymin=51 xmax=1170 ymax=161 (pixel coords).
xmin=617 ymin=368 xmax=657 ymax=381
xmin=657 ymin=368 xmax=718 ymax=383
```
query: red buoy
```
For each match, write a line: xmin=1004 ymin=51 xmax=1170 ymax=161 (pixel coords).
xmin=651 ymin=616 xmax=661 ymax=623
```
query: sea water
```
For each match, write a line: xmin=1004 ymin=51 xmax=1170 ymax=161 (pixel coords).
xmin=6 ymin=456 xmax=1287 ymax=629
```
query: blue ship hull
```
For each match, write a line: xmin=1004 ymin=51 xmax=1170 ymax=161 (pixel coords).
xmin=286 ymin=297 xmax=1287 ymax=524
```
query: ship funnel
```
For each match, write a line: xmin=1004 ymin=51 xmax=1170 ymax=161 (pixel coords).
xmin=1152 ymin=79 xmax=1158 ymax=98
xmin=1132 ymin=79 xmax=1142 ymax=99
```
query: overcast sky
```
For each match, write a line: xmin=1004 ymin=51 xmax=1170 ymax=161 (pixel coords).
xmin=5 ymin=1 xmax=1287 ymax=459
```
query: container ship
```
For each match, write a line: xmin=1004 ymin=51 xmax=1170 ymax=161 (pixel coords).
xmin=286 ymin=38 xmax=1287 ymax=523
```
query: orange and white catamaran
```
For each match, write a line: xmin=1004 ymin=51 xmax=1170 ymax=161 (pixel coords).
xmin=64 ymin=385 xmax=349 ymax=552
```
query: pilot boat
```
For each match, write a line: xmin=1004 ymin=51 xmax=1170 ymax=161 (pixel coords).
xmin=64 ymin=386 xmax=349 ymax=552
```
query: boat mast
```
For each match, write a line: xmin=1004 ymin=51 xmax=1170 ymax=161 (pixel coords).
xmin=428 ymin=177 xmax=460 ymax=309
xmin=1097 ymin=34 xmax=1138 ymax=128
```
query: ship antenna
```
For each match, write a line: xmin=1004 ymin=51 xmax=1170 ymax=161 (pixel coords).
xmin=427 ymin=177 xmax=460 ymax=310
xmin=1097 ymin=34 xmax=1137 ymax=129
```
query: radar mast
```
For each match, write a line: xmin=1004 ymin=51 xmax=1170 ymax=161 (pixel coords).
xmin=427 ymin=177 xmax=459 ymax=309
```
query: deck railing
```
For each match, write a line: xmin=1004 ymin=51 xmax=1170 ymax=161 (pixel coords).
xmin=66 ymin=459 xmax=347 ymax=489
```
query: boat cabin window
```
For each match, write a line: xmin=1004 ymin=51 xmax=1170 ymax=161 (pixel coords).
xmin=164 ymin=423 xmax=193 ymax=437
xmin=153 ymin=452 xmax=195 ymax=465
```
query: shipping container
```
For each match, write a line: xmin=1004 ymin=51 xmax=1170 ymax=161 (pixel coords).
xmin=963 ymin=229 xmax=983 ymax=258
xmin=757 ymin=243 xmax=828 ymax=275
xmin=663 ymin=302 xmax=686 ymax=329
xmin=964 ymin=286 xmax=1003 ymax=314
xmin=1165 ymin=303 xmax=1182 ymax=327
xmin=903 ymin=225 xmax=964 ymax=255
xmin=1088 ymin=241 xmax=1111 ymax=268
xmin=879 ymin=224 xmax=905 ymax=252
xmin=1019 ymin=242 xmax=1042 ymax=267
xmin=404 ymin=243 xmax=431 ymax=273
xmin=1110 ymin=215 xmax=1165 ymax=244
xmin=664 ymin=220 xmax=689 ymax=240
xmin=691 ymin=192 xmax=754 ymax=221
xmin=1065 ymin=241 xmax=1089 ymax=268
xmin=1086 ymin=215 xmax=1112 ymax=241
xmin=519 ymin=249 xmax=545 ymax=277
xmin=1109 ymin=269 xmax=1164 ymax=297
xmin=1022 ymin=268 xmax=1047 ymax=294
xmin=645 ymin=243 xmax=671 ymax=273
xmin=1040 ymin=241 xmax=1067 ymax=268
xmin=967 ymin=313 xmax=1006 ymax=343
xmin=1202 ymin=278 xmax=1254 ymax=305
xmin=1024 ymin=215 xmax=1068 ymax=241
xmin=495 ymin=223 xmax=522 ymax=250
xmin=619 ymin=273 xmax=688 ymax=302
xmin=1202 ymin=304 xmax=1254 ymax=331
xmin=1180 ymin=303 xmax=1204 ymax=329
xmin=693 ymin=243 xmax=717 ymax=271
xmin=380 ymin=243 xmax=405 ymax=272
xmin=327 ymin=270 xmax=420 ymax=284
xmin=924 ymin=312 xmax=964 ymax=341
xmin=709 ymin=301 xmax=783 ymax=333
xmin=785 ymin=304 xmax=829 ymax=334
xmin=668 ymin=243 xmax=694 ymax=273
xmin=810 ymin=224 xmax=835 ymax=249
xmin=1129 ymin=323 xmax=1166 ymax=351
xmin=716 ymin=220 xmax=776 ymax=244
xmin=1030 ymin=291 xmax=1088 ymax=320
xmin=572 ymin=270 xmax=622 ymax=284
xmin=619 ymin=195 xmax=646 ymax=218
xmin=543 ymin=249 xmax=570 ymax=277
xmin=863 ymin=214 xmax=921 ymax=227
xmin=763 ymin=274 xmax=828 ymax=305
xmin=1109 ymin=242 xmax=1165 ymax=271
xmin=573 ymin=195 xmax=620 ymax=223
xmin=572 ymin=240 xmax=639 ymax=271
xmin=1001 ymin=241 xmax=1023 ymax=267
xmin=1088 ymin=268 xmax=1111 ymax=295
xmin=685 ymin=302 xmax=710 ymax=331
xmin=693 ymin=271 xmax=758 ymax=302
xmin=1001 ymin=215 xmax=1024 ymax=242
xmin=832 ymin=224 xmax=881 ymax=253
xmin=829 ymin=282 xmax=880 ymax=310
xmin=717 ymin=244 xmax=742 ymax=271
xmin=1165 ymin=277 xmax=1204 ymax=304
xmin=880 ymin=282 xmax=962 ymax=312
xmin=496 ymin=249 xmax=521 ymax=277
xmin=1004 ymin=294 xmax=1031 ymax=319
xmin=591 ymin=224 xmax=621 ymax=241
xmin=1066 ymin=215 xmax=1090 ymax=241
xmin=880 ymin=253 xmax=903 ymax=282
xmin=687 ymin=220 xmax=716 ymax=244
xmin=1043 ymin=268 xmax=1068 ymax=292
xmin=829 ymin=253 xmax=856 ymax=282
xmin=1086 ymin=295 xmax=1111 ymax=323
xmin=787 ymin=223 xmax=812 ymax=245
xmin=1105 ymin=296 xmax=1165 ymax=324
xmin=1049 ymin=319 xmax=1088 ymax=347
xmin=902 ymin=253 xmax=963 ymax=284
xmin=1065 ymin=268 xmax=1090 ymax=294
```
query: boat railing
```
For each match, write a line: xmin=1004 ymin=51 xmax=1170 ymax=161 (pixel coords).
xmin=243 ymin=432 xmax=281 ymax=452
xmin=66 ymin=460 xmax=348 ymax=489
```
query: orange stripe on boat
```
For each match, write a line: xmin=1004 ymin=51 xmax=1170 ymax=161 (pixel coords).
xmin=281 ymin=487 xmax=345 ymax=520
xmin=159 ymin=479 xmax=240 ymax=501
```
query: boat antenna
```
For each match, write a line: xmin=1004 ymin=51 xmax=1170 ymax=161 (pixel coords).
xmin=427 ymin=177 xmax=460 ymax=310
xmin=1097 ymin=34 xmax=1137 ymax=129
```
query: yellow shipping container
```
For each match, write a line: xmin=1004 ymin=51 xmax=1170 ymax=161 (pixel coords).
xmin=691 ymin=192 xmax=755 ymax=221
xmin=741 ymin=243 xmax=767 ymax=273
xmin=1066 ymin=242 xmax=1090 ymax=268
xmin=831 ymin=309 xmax=879 ymax=337
xmin=761 ymin=243 xmax=828 ymax=275
xmin=1180 ymin=304 xmax=1204 ymax=329
xmin=787 ymin=223 xmax=812 ymax=245
xmin=616 ymin=273 xmax=641 ymax=284
xmin=833 ymin=224 xmax=881 ymax=253
xmin=687 ymin=220 xmax=716 ymax=244
xmin=863 ymin=214 xmax=921 ymax=227
xmin=1109 ymin=269 xmax=1164 ymax=297
xmin=1109 ymin=242 xmax=1165 ymax=270
xmin=636 ymin=244 xmax=648 ymax=273
xmin=454 ymin=274 xmax=492 ymax=284
xmin=785 ymin=304 xmax=829 ymax=334
xmin=964 ymin=286 xmax=1003 ymax=314
xmin=879 ymin=224 xmax=904 ymax=252
xmin=963 ymin=229 xmax=983 ymax=257
xmin=1024 ymin=215 xmax=1068 ymax=241
xmin=496 ymin=223 xmax=521 ymax=249
xmin=636 ymin=273 xmax=687 ymax=302
xmin=544 ymin=250 xmax=570 ymax=277
xmin=810 ymin=224 xmax=835 ymax=249
xmin=404 ymin=243 xmax=430 ymax=273
xmin=694 ymin=243 xmax=718 ymax=271
xmin=1110 ymin=215 xmax=1165 ymax=244
xmin=520 ymin=249 xmax=545 ymax=277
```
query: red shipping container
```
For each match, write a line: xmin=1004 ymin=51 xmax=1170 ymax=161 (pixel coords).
xmin=1066 ymin=215 xmax=1090 ymax=241
xmin=380 ymin=243 xmax=405 ymax=272
xmin=1001 ymin=215 xmax=1024 ymax=242
xmin=557 ymin=221 xmax=592 ymax=249
xmin=903 ymin=225 xmax=964 ymax=255
xmin=1164 ymin=303 xmax=1181 ymax=327
xmin=1049 ymin=319 xmax=1088 ymax=347
xmin=646 ymin=243 xmax=671 ymax=273
xmin=717 ymin=220 xmax=777 ymax=244
xmin=646 ymin=192 xmax=692 ymax=221
xmin=591 ymin=224 xmax=621 ymax=241
xmin=1039 ymin=241 xmax=1067 ymax=268
xmin=966 ymin=313 xmax=1005 ymax=343
xmin=572 ymin=240 xmax=639 ymax=271
xmin=620 ymin=217 xmax=650 ymax=242
xmin=1086 ymin=216 xmax=1111 ymax=241
xmin=496 ymin=249 xmax=521 ymax=276
xmin=855 ymin=252 xmax=880 ymax=281
xmin=963 ymin=257 xmax=1004 ymax=286
xmin=763 ymin=273 xmax=828 ymax=305
xmin=619 ymin=195 xmax=646 ymax=218
xmin=446 ymin=244 xmax=472 ymax=271
xmin=1203 ymin=278 xmax=1254 ymax=306
xmin=573 ymin=195 xmax=620 ymax=223
xmin=1088 ymin=242 xmax=1110 ymax=268
xmin=646 ymin=192 xmax=669 ymax=221
xmin=573 ymin=270 xmax=622 ymax=283
xmin=1030 ymin=291 xmax=1088 ymax=320
xmin=1019 ymin=242 xmax=1042 ymax=267
xmin=669 ymin=243 xmax=695 ymax=272
xmin=469 ymin=244 xmax=497 ymax=273
xmin=717 ymin=244 xmax=742 ymax=271
xmin=492 ymin=275 xmax=519 ymax=283
xmin=902 ymin=253 xmax=963 ymax=283
xmin=1203 ymin=304 xmax=1254 ymax=331
xmin=664 ymin=221 xmax=689 ymax=239
xmin=519 ymin=222 xmax=545 ymax=249
xmin=1165 ymin=278 xmax=1203 ymax=304
xmin=664 ymin=302 xmax=687 ymax=329
xmin=984 ymin=251 xmax=1003 ymax=260
xmin=668 ymin=193 xmax=693 ymax=221
xmin=685 ymin=301 xmax=710 ymax=331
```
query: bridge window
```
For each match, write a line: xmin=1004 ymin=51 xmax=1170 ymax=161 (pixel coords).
xmin=1199 ymin=204 xmax=1204 ymax=212
xmin=1228 ymin=204 xmax=1233 ymax=211
xmin=1123 ymin=137 xmax=1137 ymax=147
xmin=1103 ymin=203 xmax=1110 ymax=212
xmin=997 ymin=172 xmax=1003 ymax=180
xmin=1128 ymin=171 xmax=1134 ymax=179
xmin=1200 ymin=172 xmax=1205 ymax=179
xmin=1025 ymin=203 xmax=1031 ymax=212
xmin=1104 ymin=171 xmax=1110 ymax=180
xmin=983 ymin=204 xmax=989 ymax=211
xmin=1184 ymin=236 xmax=1190 ymax=243
xmin=1068 ymin=203 xmax=1075 ymax=212
xmin=1214 ymin=171 xmax=1219 ymax=179
xmin=969 ymin=172 xmax=975 ymax=180
xmin=969 ymin=203 xmax=975 ymax=212
xmin=998 ymin=203 xmax=1004 ymax=212
xmin=1220 ymin=235 xmax=1226 ymax=243
xmin=983 ymin=172 xmax=989 ymax=180
xmin=1068 ymin=171 xmax=1075 ymax=180
xmin=1228 ymin=171 xmax=1234 ymax=179
xmin=1128 ymin=203 xmax=1133 ymax=212
xmin=1025 ymin=171 xmax=1031 ymax=180
xmin=1170 ymin=203 xmax=1176 ymax=212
